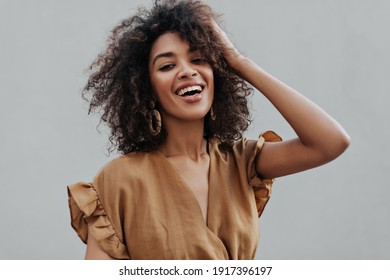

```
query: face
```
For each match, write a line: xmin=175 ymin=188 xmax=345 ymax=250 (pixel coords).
xmin=148 ymin=32 xmax=214 ymax=124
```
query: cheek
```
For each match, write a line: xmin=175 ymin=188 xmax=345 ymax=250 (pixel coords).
xmin=204 ymin=66 xmax=214 ymax=82
xmin=150 ymin=74 xmax=170 ymax=96
xmin=206 ymin=69 xmax=214 ymax=91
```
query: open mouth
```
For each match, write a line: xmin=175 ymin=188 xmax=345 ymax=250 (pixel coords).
xmin=175 ymin=85 xmax=203 ymax=97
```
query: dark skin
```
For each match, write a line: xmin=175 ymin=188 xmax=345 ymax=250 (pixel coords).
xmin=85 ymin=20 xmax=350 ymax=260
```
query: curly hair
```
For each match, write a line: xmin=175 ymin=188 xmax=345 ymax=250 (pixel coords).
xmin=84 ymin=0 xmax=253 ymax=154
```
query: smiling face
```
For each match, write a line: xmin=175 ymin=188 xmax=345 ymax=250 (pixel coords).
xmin=148 ymin=32 xmax=214 ymax=125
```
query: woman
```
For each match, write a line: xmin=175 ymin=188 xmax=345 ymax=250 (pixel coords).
xmin=68 ymin=0 xmax=350 ymax=260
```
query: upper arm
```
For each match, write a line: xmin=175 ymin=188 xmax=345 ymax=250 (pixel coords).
xmin=85 ymin=227 xmax=114 ymax=260
xmin=256 ymin=138 xmax=337 ymax=179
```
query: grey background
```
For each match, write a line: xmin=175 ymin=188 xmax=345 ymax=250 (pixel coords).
xmin=0 ymin=0 xmax=388 ymax=259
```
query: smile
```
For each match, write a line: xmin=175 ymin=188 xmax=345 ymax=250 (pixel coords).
xmin=175 ymin=85 xmax=203 ymax=96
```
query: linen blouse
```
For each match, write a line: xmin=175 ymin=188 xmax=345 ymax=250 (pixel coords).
xmin=67 ymin=131 xmax=281 ymax=259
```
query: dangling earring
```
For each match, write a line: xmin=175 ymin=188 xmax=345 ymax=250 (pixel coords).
xmin=210 ymin=107 xmax=216 ymax=121
xmin=148 ymin=101 xmax=161 ymax=136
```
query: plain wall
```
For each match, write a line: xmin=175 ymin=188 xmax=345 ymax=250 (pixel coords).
xmin=0 ymin=0 xmax=389 ymax=259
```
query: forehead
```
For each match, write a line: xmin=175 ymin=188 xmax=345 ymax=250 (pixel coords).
xmin=149 ymin=32 xmax=195 ymax=58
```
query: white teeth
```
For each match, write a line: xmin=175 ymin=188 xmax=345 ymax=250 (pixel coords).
xmin=177 ymin=85 xmax=202 ymax=96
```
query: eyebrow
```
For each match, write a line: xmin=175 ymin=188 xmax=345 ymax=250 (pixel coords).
xmin=151 ymin=48 xmax=200 ymax=66
xmin=152 ymin=52 xmax=175 ymax=66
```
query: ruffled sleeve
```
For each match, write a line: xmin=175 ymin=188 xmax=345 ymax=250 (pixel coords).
xmin=67 ymin=182 xmax=130 ymax=259
xmin=246 ymin=131 xmax=282 ymax=217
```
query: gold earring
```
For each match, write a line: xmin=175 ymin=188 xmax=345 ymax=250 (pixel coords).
xmin=210 ymin=107 xmax=216 ymax=121
xmin=148 ymin=101 xmax=161 ymax=136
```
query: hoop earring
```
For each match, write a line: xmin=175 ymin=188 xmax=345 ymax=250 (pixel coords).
xmin=148 ymin=101 xmax=161 ymax=136
xmin=210 ymin=107 xmax=216 ymax=121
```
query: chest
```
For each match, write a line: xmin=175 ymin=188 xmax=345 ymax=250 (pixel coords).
xmin=166 ymin=155 xmax=210 ymax=222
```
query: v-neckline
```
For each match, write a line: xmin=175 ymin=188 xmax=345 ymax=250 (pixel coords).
xmin=154 ymin=139 xmax=213 ymax=228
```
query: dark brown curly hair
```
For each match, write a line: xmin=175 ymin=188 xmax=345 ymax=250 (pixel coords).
xmin=84 ymin=0 xmax=253 ymax=154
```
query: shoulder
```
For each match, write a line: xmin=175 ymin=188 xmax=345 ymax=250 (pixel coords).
xmin=208 ymin=136 xmax=253 ymax=157
xmin=209 ymin=131 xmax=281 ymax=161
xmin=99 ymin=152 xmax=149 ymax=173
xmin=92 ymin=152 xmax=153 ymax=189
xmin=233 ymin=131 xmax=282 ymax=156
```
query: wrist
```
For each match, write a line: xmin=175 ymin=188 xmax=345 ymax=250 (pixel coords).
xmin=229 ymin=55 xmax=252 ymax=74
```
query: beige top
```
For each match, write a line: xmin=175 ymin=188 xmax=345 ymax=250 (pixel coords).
xmin=67 ymin=131 xmax=281 ymax=259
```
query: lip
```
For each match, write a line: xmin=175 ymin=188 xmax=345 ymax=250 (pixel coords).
xmin=178 ymin=92 xmax=204 ymax=103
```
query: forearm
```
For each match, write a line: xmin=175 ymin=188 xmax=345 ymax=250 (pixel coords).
xmin=85 ymin=228 xmax=115 ymax=260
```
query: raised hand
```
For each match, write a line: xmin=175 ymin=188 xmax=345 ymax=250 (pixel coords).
xmin=209 ymin=19 xmax=244 ymax=70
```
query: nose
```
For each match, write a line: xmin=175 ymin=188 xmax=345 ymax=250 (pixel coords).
xmin=178 ymin=62 xmax=197 ymax=79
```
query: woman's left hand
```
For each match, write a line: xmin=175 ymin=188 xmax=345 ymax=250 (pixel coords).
xmin=209 ymin=20 xmax=244 ymax=70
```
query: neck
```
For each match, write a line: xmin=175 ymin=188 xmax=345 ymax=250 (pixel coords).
xmin=158 ymin=118 xmax=207 ymax=161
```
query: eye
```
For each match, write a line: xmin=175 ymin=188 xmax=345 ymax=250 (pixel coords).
xmin=159 ymin=63 xmax=175 ymax=71
xmin=192 ymin=57 xmax=207 ymax=64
